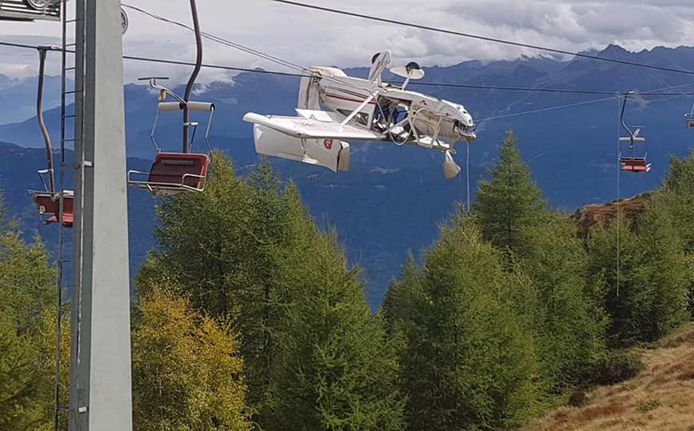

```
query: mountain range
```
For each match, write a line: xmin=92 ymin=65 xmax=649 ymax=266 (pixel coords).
xmin=1 ymin=44 xmax=693 ymax=305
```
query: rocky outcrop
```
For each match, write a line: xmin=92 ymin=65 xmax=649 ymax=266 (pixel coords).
xmin=572 ymin=193 xmax=650 ymax=237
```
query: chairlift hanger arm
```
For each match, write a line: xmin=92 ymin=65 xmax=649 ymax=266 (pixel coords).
xmin=619 ymin=91 xmax=637 ymax=142
xmin=36 ymin=46 xmax=55 ymax=194
xmin=182 ymin=0 xmax=204 ymax=153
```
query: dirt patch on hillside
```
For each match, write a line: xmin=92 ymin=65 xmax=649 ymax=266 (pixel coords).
xmin=524 ymin=323 xmax=694 ymax=431
xmin=572 ymin=194 xmax=650 ymax=237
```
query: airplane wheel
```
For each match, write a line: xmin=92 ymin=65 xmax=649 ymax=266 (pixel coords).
xmin=121 ymin=8 xmax=129 ymax=35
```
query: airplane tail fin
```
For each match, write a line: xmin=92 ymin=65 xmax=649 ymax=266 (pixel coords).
xmin=297 ymin=75 xmax=321 ymax=110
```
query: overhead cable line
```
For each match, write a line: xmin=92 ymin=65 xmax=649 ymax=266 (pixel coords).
xmin=3 ymin=40 xmax=694 ymax=99
xmin=123 ymin=5 xmax=621 ymax=96
xmin=114 ymin=6 xmax=694 ymax=98
xmin=477 ymin=96 xmax=617 ymax=122
xmin=121 ymin=4 xmax=308 ymax=75
xmin=0 ymin=40 xmax=40 ymax=50
xmin=479 ymin=81 xmax=694 ymax=122
xmin=270 ymin=0 xmax=694 ymax=78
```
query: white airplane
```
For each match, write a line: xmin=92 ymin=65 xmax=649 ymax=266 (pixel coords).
xmin=243 ymin=51 xmax=477 ymax=179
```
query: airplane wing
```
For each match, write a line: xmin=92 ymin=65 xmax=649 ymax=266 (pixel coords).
xmin=243 ymin=112 xmax=382 ymax=141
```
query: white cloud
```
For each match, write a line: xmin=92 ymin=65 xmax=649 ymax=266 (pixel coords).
xmin=2 ymin=0 xmax=694 ymax=82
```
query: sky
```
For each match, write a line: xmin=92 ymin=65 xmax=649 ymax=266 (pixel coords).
xmin=2 ymin=0 xmax=694 ymax=83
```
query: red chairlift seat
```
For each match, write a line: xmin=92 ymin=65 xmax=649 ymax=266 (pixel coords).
xmin=29 ymin=190 xmax=74 ymax=227
xmin=128 ymin=152 xmax=209 ymax=196
xmin=620 ymin=156 xmax=651 ymax=173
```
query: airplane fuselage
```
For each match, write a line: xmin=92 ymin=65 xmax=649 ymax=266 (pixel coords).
xmin=312 ymin=70 xmax=477 ymax=146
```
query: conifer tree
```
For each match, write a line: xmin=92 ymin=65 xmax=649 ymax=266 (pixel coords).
xmin=391 ymin=217 xmax=537 ymax=431
xmin=381 ymin=252 xmax=425 ymax=356
xmin=473 ymin=131 xmax=546 ymax=257
xmin=660 ymin=150 xmax=694 ymax=314
xmin=266 ymin=220 xmax=404 ymax=431
xmin=472 ymin=131 xmax=605 ymax=391
xmin=587 ymin=200 xmax=688 ymax=346
xmin=633 ymin=199 xmax=689 ymax=339
xmin=521 ymin=216 xmax=607 ymax=391
xmin=139 ymin=151 xmax=251 ymax=317
xmin=662 ymin=150 xmax=694 ymax=252
xmin=132 ymin=285 xmax=250 ymax=431
xmin=139 ymin=154 xmax=404 ymax=430
xmin=0 ymin=233 xmax=57 ymax=430
xmin=588 ymin=220 xmax=642 ymax=346
xmin=138 ymin=155 xmax=290 ymax=413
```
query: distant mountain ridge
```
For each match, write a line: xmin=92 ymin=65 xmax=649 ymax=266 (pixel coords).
xmin=0 ymin=74 xmax=63 ymax=125
xmin=2 ymin=44 xmax=694 ymax=305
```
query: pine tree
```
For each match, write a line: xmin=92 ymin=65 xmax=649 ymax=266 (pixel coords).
xmin=633 ymin=198 xmax=689 ymax=339
xmin=139 ymin=154 xmax=404 ymax=430
xmin=132 ymin=285 xmax=250 ymax=431
xmin=139 ymin=151 xmax=251 ymax=317
xmin=520 ymin=216 xmax=607 ymax=391
xmin=660 ymin=150 xmax=694 ymax=314
xmin=391 ymin=217 xmax=537 ymax=431
xmin=472 ymin=131 xmax=605 ymax=392
xmin=381 ymin=252 xmax=425 ymax=357
xmin=138 ymin=155 xmax=290 ymax=414
xmin=587 ymin=199 xmax=688 ymax=346
xmin=473 ymin=130 xmax=546 ymax=257
xmin=662 ymin=150 xmax=694 ymax=252
xmin=0 ymin=233 xmax=57 ymax=431
xmin=266 ymin=222 xmax=404 ymax=431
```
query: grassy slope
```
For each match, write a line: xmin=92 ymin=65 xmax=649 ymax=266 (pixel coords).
xmin=525 ymin=323 xmax=694 ymax=431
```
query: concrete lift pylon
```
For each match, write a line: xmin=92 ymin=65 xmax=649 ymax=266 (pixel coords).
xmin=3 ymin=0 xmax=133 ymax=429
xmin=68 ymin=0 xmax=133 ymax=429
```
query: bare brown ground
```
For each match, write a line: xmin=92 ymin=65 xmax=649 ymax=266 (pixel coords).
xmin=524 ymin=323 xmax=694 ymax=431
xmin=572 ymin=194 xmax=649 ymax=237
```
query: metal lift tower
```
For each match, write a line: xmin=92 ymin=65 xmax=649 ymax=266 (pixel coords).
xmin=68 ymin=0 xmax=133 ymax=429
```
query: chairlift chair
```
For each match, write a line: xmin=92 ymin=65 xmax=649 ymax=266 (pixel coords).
xmin=618 ymin=130 xmax=650 ymax=173
xmin=27 ymin=47 xmax=74 ymax=227
xmin=127 ymin=0 xmax=214 ymax=197
xmin=620 ymin=156 xmax=651 ymax=173
xmin=128 ymin=151 xmax=210 ymax=196
xmin=618 ymin=92 xmax=651 ymax=174
xmin=127 ymin=78 xmax=214 ymax=196
xmin=29 ymin=189 xmax=74 ymax=227
xmin=686 ymin=104 xmax=694 ymax=128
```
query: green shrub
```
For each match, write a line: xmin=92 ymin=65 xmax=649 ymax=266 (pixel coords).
xmin=587 ymin=351 xmax=643 ymax=386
